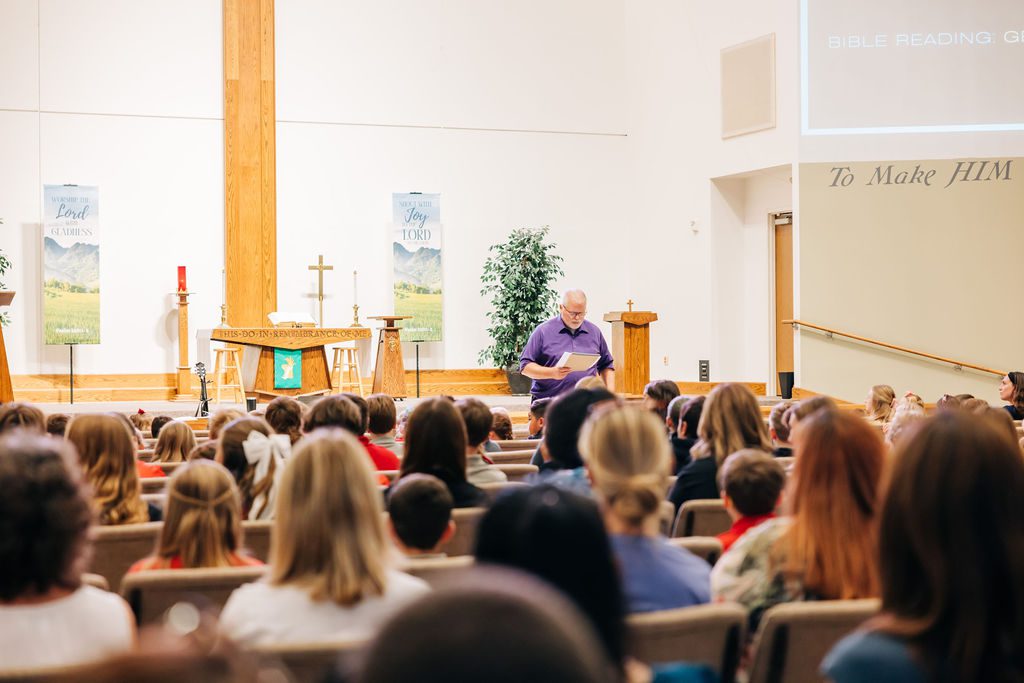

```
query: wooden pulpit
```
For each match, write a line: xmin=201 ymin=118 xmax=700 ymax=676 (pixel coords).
xmin=603 ymin=309 xmax=658 ymax=396
xmin=0 ymin=291 xmax=14 ymax=402
xmin=369 ymin=316 xmax=411 ymax=398
xmin=210 ymin=327 xmax=371 ymax=401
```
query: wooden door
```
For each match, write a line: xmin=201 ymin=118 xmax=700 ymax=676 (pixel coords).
xmin=774 ymin=220 xmax=794 ymax=394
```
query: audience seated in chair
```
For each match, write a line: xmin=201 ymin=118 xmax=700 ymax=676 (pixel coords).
xmin=305 ymin=394 xmax=399 ymax=472
xmin=489 ymin=407 xmax=514 ymax=442
xmin=580 ymin=405 xmax=711 ymax=613
xmin=711 ymin=410 xmax=883 ymax=630
xmin=128 ymin=409 xmax=153 ymax=435
xmin=216 ymin=417 xmax=289 ymax=521
xmin=863 ymin=385 xmax=895 ymax=426
xmin=767 ymin=401 xmax=793 ymax=457
xmin=46 ymin=412 xmax=70 ymax=437
xmin=668 ymin=384 xmax=770 ymax=514
xmin=457 ymin=398 xmax=509 ymax=485
xmin=188 ymin=441 xmax=217 ymax=462
xmin=264 ymin=395 xmax=305 ymax=445
xmin=67 ymin=414 xmax=160 ymax=523
xmin=715 ymin=450 xmax=784 ymax=552
xmin=669 ymin=396 xmax=704 ymax=474
xmin=527 ymin=396 xmax=550 ymax=440
xmin=386 ymin=474 xmax=455 ymax=559
xmin=998 ymin=370 xmax=1024 ymax=420
xmin=129 ymin=460 xmax=262 ymax=572
xmin=0 ymin=401 xmax=45 ymax=435
xmin=366 ymin=393 xmax=403 ymax=458
xmin=208 ymin=408 xmax=245 ymax=441
xmin=528 ymin=389 xmax=606 ymax=495
xmin=357 ymin=569 xmax=619 ymax=683
xmin=152 ymin=420 xmax=197 ymax=463
xmin=823 ymin=411 xmax=1024 ymax=682
xmin=150 ymin=415 xmax=173 ymax=439
xmin=0 ymin=433 xmax=135 ymax=672
xmin=642 ymin=379 xmax=681 ymax=423
xmin=397 ymin=398 xmax=486 ymax=508
xmin=218 ymin=429 xmax=429 ymax=646
xmin=475 ymin=485 xmax=713 ymax=682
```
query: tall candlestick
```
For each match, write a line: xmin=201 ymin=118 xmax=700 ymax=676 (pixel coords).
xmin=353 ymin=270 xmax=358 ymax=304
xmin=177 ymin=266 xmax=187 ymax=293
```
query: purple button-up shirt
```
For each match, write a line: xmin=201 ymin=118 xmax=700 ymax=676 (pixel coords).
xmin=519 ymin=316 xmax=615 ymax=399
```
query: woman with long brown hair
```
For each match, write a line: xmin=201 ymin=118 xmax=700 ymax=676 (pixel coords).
xmin=66 ymin=414 xmax=156 ymax=524
xmin=218 ymin=429 xmax=428 ymax=645
xmin=129 ymin=460 xmax=262 ymax=572
xmin=215 ymin=417 xmax=289 ymax=521
xmin=668 ymin=383 xmax=771 ymax=512
xmin=823 ymin=412 xmax=1024 ymax=682
xmin=152 ymin=420 xmax=197 ymax=463
xmin=998 ymin=370 xmax=1024 ymax=420
xmin=398 ymin=397 xmax=485 ymax=508
xmin=711 ymin=410 xmax=884 ymax=627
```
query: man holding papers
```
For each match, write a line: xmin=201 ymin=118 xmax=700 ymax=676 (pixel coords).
xmin=520 ymin=289 xmax=615 ymax=400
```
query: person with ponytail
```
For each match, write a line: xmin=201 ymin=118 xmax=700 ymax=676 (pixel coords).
xmin=128 ymin=461 xmax=262 ymax=572
xmin=580 ymin=405 xmax=711 ymax=613
xmin=998 ymin=371 xmax=1024 ymax=420
xmin=215 ymin=417 xmax=290 ymax=521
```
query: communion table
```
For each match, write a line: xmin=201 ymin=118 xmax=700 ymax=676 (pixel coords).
xmin=211 ymin=327 xmax=371 ymax=401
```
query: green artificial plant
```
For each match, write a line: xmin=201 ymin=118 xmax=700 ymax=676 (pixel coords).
xmin=478 ymin=226 xmax=564 ymax=370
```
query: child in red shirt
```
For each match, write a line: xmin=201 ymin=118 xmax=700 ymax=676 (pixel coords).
xmin=717 ymin=450 xmax=786 ymax=552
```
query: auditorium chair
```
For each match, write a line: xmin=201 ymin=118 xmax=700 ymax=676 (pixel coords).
xmin=402 ymin=555 xmax=475 ymax=586
xmin=488 ymin=449 xmax=535 ymax=465
xmin=249 ymin=639 xmax=368 ymax=683
xmin=775 ymin=456 xmax=795 ymax=472
xmin=477 ymin=480 xmax=527 ymax=501
xmin=141 ymin=493 xmax=165 ymax=509
xmin=627 ymin=602 xmax=746 ymax=681
xmin=658 ymin=501 xmax=675 ymax=535
xmin=438 ymin=507 xmax=486 ymax=556
xmin=241 ymin=520 xmax=273 ymax=563
xmin=81 ymin=573 xmax=110 ymax=591
xmin=120 ymin=566 xmax=267 ymax=625
xmin=141 ymin=476 xmax=169 ymax=494
xmin=746 ymin=599 xmax=881 ymax=683
xmin=667 ymin=536 xmax=724 ymax=566
xmin=672 ymin=499 xmax=732 ymax=538
xmin=88 ymin=522 xmax=162 ymax=592
xmin=157 ymin=461 xmax=187 ymax=475
xmin=495 ymin=438 xmax=537 ymax=451
xmin=497 ymin=464 xmax=538 ymax=482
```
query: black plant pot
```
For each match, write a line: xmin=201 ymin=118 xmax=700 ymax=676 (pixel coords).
xmin=505 ymin=368 xmax=533 ymax=396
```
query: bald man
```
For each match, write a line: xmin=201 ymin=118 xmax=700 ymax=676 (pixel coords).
xmin=519 ymin=289 xmax=615 ymax=400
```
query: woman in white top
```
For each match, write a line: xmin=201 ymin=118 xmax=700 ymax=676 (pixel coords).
xmin=0 ymin=433 xmax=134 ymax=672
xmin=219 ymin=428 xmax=429 ymax=645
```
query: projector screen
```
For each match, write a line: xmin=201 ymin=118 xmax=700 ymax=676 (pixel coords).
xmin=801 ymin=0 xmax=1024 ymax=135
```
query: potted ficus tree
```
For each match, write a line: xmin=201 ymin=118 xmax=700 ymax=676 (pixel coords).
xmin=478 ymin=226 xmax=564 ymax=394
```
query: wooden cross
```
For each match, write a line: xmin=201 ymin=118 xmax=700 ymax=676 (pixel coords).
xmin=308 ymin=254 xmax=334 ymax=327
xmin=627 ymin=299 xmax=634 ymax=312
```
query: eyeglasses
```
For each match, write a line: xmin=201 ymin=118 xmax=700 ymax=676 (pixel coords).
xmin=560 ymin=304 xmax=586 ymax=319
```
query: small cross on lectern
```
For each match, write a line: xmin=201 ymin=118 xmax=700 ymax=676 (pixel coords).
xmin=308 ymin=254 xmax=334 ymax=327
xmin=627 ymin=299 xmax=634 ymax=312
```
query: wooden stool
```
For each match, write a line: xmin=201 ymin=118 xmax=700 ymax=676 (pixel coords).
xmin=212 ymin=347 xmax=243 ymax=404
xmin=331 ymin=346 xmax=363 ymax=396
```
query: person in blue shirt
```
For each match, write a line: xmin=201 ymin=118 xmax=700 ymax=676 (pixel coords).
xmin=580 ymin=405 xmax=711 ymax=613
xmin=823 ymin=411 xmax=1024 ymax=682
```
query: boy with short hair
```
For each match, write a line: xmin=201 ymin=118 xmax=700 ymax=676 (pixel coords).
xmin=527 ymin=397 xmax=550 ymax=440
xmin=717 ymin=450 xmax=785 ymax=551
xmin=367 ymin=392 xmax=403 ymax=458
xmin=457 ymin=398 xmax=509 ymax=485
xmin=150 ymin=415 xmax=173 ymax=439
xmin=387 ymin=474 xmax=456 ymax=558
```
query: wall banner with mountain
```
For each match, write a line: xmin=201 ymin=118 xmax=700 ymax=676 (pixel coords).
xmin=392 ymin=193 xmax=442 ymax=342
xmin=43 ymin=185 xmax=100 ymax=344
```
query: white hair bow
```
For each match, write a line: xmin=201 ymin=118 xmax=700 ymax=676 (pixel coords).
xmin=242 ymin=431 xmax=291 ymax=476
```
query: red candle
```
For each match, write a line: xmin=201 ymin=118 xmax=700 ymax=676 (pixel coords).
xmin=177 ymin=266 xmax=187 ymax=292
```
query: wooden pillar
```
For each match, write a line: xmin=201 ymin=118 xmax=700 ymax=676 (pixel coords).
xmin=224 ymin=0 xmax=276 ymax=328
xmin=173 ymin=292 xmax=194 ymax=400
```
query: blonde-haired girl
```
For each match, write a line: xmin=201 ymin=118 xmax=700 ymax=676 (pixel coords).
xmin=219 ymin=429 xmax=429 ymax=645
xmin=864 ymin=384 xmax=895 ymax=425
xmin=581 ymin=406 xmax=710 ymax=613
xmin=129 ymin=461 xmax=262 ymax=572
xmin=66 ymin=414 xmax=154 ymax=524
xmin=152 ymin=420 xmax=197 ymax=463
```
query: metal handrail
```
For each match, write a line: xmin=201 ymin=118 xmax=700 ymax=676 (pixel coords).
xmin=783 ymin=319 xmax=1005 ymax=377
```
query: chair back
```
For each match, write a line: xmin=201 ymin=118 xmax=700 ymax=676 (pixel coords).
xmin=81 ymin=572 xmax=110 ymax=591
xmin=627 ymin=602 xmax=746 ymax=681
xmin=241 ymin=520 xmax=273 ymax=563
xmin=89 ymin=522 xmax=162 ymax=592
xmin=488 ymin=449 xmax=535 ymax=465
xmin=120 ymin=566 xmax=267 ymax=625
xmin=402 ymin=555 xmax=475 ymax=586
xmin=438 ymin=507 xmax=486 ymax=556
xmin=672 ymin=499 xmax=732 ymax=537
xmin=495 ymin=439 xmax=537 ymax=451
xmin=477 ymin=480 xmax=527 ymax=501
xmin=141 ymin=477 xmax=169 ymax=494
xmin=157 ymin=461 xmax=188 ymax=475
xmin=666 ymin=536 xmax=724 ymax=566
xmin=497 ymin=464 xmax=538 ymax=482
xmin=250 ymin=639 xmax=367 ymax=683
xmin=746 ymin=599 xmax=881 ymax=683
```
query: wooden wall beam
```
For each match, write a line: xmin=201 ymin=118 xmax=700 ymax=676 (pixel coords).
xmin=224 ymin=0 xmax=276 ymax=327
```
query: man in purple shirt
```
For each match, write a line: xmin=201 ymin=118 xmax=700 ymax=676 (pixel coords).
xmin=519 ymin=289 xmax=615 ymax=400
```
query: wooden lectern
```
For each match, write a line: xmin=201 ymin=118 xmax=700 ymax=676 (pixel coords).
xmin=603 ymin=309 xmax=658 ymax=396
xmin=210 ymin=327 xmax=371 ymax=401
xmin=0 ymin=291 xmax=14 ymax=402
xmin=369 ymin=316 xmax=411 ymax=398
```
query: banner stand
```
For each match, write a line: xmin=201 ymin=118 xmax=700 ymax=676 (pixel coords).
xmin=66 ymin=343 xmax=76 ymax=404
